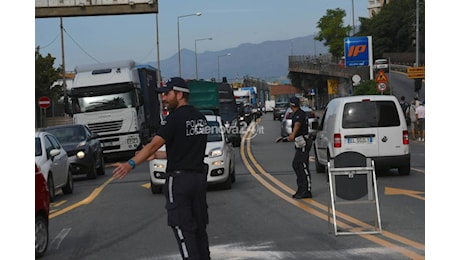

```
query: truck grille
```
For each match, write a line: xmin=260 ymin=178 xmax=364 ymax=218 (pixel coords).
xmin=87 ymin=120 xmax=123 ymax=133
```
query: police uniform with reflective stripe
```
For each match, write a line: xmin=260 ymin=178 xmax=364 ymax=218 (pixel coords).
xmin=156 ymin=104 xmax=210 ymax=260
xmin=291 ymin=108 xmax=312 ymax=196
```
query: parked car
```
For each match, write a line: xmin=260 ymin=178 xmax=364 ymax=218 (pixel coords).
xmin=273 ymin=102 xmax=289 ymax=120
xmin=149 ymin=115 xmax=236 ymax=193
xmin=280 ymin=106 xmax=319 ymax=138
xmin=35 ymin=131 xmax=73 ymax=202
xmin=35 ymin=163 xmax=49 ymax=258
xmin=43 ymin=124 xmax=105 ymax=179
xmin=314 ymin=95 xmax=410 ymax=175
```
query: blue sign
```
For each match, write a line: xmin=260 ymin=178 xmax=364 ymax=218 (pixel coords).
xmin=344 ymin=36 xmax=371 ymax=67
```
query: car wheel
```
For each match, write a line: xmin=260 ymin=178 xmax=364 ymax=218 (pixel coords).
xmin=97 ymin=153 xmax=105 ymax=176
xmin=150 ymin=180 xmax=162 ymax=194
xmin=314 ymin=147 xmax=326 ymax=173
xmin=221 ymin=170 xmax=232 ymax=190
xmin=87 ymin=162 xmax=98 ymax=179
xmin=398 ymin=164 xmax=411 ymax=176
xmin=35 ymin=215 xmax=49 ymax=258
xmin=62 ymin=169 xmax=74 ymax=194
xmin=47 ymin=173 xmax=56 ymax=202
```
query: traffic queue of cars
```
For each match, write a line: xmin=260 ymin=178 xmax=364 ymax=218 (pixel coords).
xmin=34 ymin=124 xmax=105 ymax=257
xmin=35 ymin=124 xmax=104 ymax=201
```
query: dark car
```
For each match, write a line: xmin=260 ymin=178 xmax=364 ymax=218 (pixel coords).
xmin=43 ymin=124 xmax=105 ymax=179
xmin=273 ymin=102 xmax=289 ymax=120
xmin=35 ymin=163 xmax=49 ymax=258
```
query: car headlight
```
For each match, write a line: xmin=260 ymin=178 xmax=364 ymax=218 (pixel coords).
xmin=153 ymin=162 xmax=166 ymax=169
xmin=76 ymin=151 xmax=85 ymax=159
xmin=208 ymin=148 xmax=223 ymax=158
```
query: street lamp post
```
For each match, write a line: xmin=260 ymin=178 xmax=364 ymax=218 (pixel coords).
xmin=217 ymin=53 xmax=231 ymax=82
xmin=195 ymin=37 xmax=212 ymax=80
xmin=177 ymin=12 xmax=201 ymax=77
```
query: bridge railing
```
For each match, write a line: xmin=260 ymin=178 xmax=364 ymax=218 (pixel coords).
xmin=288 ymin=56 xmax=370 ymax=79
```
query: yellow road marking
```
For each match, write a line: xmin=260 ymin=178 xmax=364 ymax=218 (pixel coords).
xmin=385 ymin=187 xmax=425 ymax=201
xmin=241 ymin=123 xmax=424 ymax=259
xmin=49 ymin=177 xmax=114 ymax=219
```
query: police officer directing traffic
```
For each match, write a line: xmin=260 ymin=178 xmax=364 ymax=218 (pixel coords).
xmin=112 ymin=77 xmax=211 ymax=260
xmin=287 ymin=97 xmax=312 ymax=199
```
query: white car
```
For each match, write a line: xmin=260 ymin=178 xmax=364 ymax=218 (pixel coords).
xmin=149 ymin=115 xmax=236 ymax=193
xmin=280 ymin=106 xmax=319 ymax=138
xmin=374 ymin=58 xmax=389 ymax=70
xmin=35 ymin=131 xmax=73 ymax=201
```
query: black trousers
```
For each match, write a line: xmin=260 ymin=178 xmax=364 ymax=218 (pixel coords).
xmin=164 ymin=171 xmax=210 ymax=260
xmin=292 ymin=140 xmax=312 ymax=193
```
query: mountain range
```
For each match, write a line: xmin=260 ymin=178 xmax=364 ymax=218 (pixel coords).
xmin=149 ymin=34 xmax=328 ymax=82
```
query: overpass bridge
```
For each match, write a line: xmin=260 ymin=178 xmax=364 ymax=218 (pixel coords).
xmin=289 ymin=55 xmax=371 ymax=109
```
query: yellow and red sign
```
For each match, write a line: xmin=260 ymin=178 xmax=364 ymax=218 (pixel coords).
xmin=407 ymin=67 xmax=425 ymax=79
xmin=375 ymin=70 xmax=388 ymax=83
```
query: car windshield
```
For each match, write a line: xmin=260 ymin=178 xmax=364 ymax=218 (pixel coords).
xmin=45 ymin=126 xmax=86 ymax=144
xmin=275 ymin=102 xmax=289 ymax=108
xmin=206 ymin=121 xmax=223 ymax=142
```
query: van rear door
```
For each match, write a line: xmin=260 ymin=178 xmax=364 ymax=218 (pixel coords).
xmin=374 ymin=100 xmax=406 ymax=156
xmin=340 ymin=100 xmax=379 ymax=157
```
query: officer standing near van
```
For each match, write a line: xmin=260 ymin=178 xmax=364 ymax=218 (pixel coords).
xmin=287 ymin=97 xmax=312 ymax=199
xmin=112 ymin=77 xmax=211 ymax=260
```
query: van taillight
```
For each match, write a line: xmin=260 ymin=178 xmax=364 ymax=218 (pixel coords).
xmin=403 ymin=130 xmax=409 ymax=145
xmin=334 ymin=133 xmax=341 ymax=148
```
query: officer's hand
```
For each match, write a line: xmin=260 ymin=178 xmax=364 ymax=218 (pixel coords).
xmin=111 ymin=162 xmax=131 ymax=179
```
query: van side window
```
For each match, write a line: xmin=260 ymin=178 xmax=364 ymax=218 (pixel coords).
xmin=342 ymin=101 xmax=400 ymax=128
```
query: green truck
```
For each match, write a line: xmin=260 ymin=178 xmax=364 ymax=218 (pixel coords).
xmin=188 ymin=80 xmax=242 ymax=147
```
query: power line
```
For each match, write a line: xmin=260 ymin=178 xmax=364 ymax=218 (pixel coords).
xmin=62 ymin=26 xmax=101 ymax=64
xmin=37 ymin=32 xmax=60 ymax=50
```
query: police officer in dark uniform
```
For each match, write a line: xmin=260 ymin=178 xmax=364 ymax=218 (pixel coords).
xmin=287 ymin=97 xmax=312 ymax=199
xmin=112 ymin=77 xmax=210 ymax=260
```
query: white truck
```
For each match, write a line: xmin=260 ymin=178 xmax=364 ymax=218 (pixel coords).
xmin=64 ymin=60 xmax=161 ymax=161
xmin=233 ymin=89 xmax=251 ymax=106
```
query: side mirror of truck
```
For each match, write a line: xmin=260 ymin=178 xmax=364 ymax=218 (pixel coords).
xmin=63 ymin=96 xmax=73 ymax=116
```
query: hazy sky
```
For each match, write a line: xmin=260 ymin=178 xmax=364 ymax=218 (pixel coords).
xmin=35 ymin=0 xmax=370 ymax=70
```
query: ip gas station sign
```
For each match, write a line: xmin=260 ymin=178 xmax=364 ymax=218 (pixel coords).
xmin=344 ymin=36 xmax=372 ymax=67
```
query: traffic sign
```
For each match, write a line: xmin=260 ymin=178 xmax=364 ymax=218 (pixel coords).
xmin=38 ymin=96 xmax=51 ymax=109
xmin=407 ymin=67 xmax=425 ymax=79
xmin=375 ymin=70 xmax=388 ymax=83
xmin=376 ymin=82 xmax=387 ymax=92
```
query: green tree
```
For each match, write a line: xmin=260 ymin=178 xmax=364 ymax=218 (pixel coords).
xmin=315 ymin=8 xmax=352 ymax=60
xmin=358 ymin=0 xmax=425 ymax=58
xmin=35 ymin=47 xmax=61 ymax=102
xmin=353 ymin=80 xmax=390 ymax=95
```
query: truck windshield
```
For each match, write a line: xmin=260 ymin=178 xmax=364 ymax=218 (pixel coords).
xmin=72 ymin=90 xmax=135 ymax=113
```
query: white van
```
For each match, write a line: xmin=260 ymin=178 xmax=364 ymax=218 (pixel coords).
xmin=314 ymin=95 xmax=410 ymax=175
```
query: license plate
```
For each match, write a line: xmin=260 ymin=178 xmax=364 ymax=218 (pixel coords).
xmin=101 ymin=142 xmax=114 ymax=147
xmin=347 ymin=137 xmax=372 ymax=144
